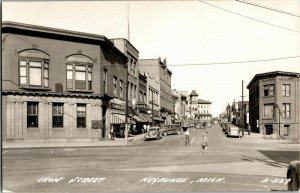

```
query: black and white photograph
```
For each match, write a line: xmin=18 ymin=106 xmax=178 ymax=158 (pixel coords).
xmin=1 ymin=0 xmax=300 ymax=192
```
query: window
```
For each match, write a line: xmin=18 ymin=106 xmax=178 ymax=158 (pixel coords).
xmin=113 ymin=77 xmax=117 ymax=96
xmin=282 ymin=103 xmax=290 ymax=118
xmin=77 ymin=104 xmax=86 ymax=128
xmin=120 ymin=80 xmax=123 ymax=99
xmin=53 ymin=103 xmax=64 ymax=127
xmin=264 ymin=104 xmax=274 ymax=118
xmin=27 ymin=102 xmax=39 ymax=127
xmin=264 ymin=84 xmax=274 ymax=96
xmin=282 ymin=84 xmax=291 ymax=96
xmin=19 ymin=49 xmax=49 ymax=88
xmin=103 ymin=69 xmax=108 ymax=94
xmin=66 ymin=55 xmax=93 ymax=91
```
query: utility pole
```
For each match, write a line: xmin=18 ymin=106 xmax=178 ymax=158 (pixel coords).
xmin=241 ymin=80 xmax=245 ymax=137
xmin=124 ymin=4 xmax=130 ymax=145
xmin=152 ymin=90 xmax=154 ymax=126
xmin=127 ymin=4 xmax=130 ymax=42
xmin=124 ymin=61 xmax=128 ymax=145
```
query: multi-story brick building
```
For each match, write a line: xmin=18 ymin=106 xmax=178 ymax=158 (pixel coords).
xmin=189 ymin=90 xmax=212 ymax=122
xmin=247 ymin=71 xmax=300 ymax=141
xmin=2 ymin=21 xmax=128 ymax=142
xmin=139 ymin=57 xmax=173 ymax=125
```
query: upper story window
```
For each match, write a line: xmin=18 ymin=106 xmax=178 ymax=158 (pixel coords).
xmin=282 ymin=103 xmax=290 ymax=118
xmin=282 ymin=84 xmax=291 ymax=96
xmin=263 ymin=84 xmax=274 ymax=96
xmin=103 ymin=69 xmax=108 ymax=94
xmin=19 ymin=49 xmax=50 ymax=88
xmin=113 ymin=77 xmax=117 ymax=96
xmin=66 ymin=54 xmax=93 ymax=91
xmin=119 ymin=80 xmax=123 ymax=99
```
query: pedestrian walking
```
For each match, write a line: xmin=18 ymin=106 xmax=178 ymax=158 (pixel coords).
xmin=184 ymin=127 xmax=190 ymax=146
xmin=110 ymin=125 xmax=115 ymax=140
xmin=247 ymin=124 xmax=251 ymax=135
xmin=147 ymin=124 xmax=151 ymax=132
xmin=202 ymin=131 xmax=208 ymax=153
xmin=143 ymin=124 xmax=147 ymax=133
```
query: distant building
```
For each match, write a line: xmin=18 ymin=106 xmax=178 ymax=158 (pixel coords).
xmin=189 ymin=90 xmax=212 ymax=122
xmin=247 ymin=71 xmax=300 ymax=141
xmin=139 ymin=57 xmax=172 ymax=125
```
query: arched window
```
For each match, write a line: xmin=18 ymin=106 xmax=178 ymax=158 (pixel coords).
xmin=66 ymin=54 xmax=93 ymax=91
xmin=18 ymin=49 xmax=50 ymax=88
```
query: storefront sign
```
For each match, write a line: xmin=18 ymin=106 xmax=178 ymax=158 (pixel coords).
xmin=110 ymin=103 xmax=125 ymax=110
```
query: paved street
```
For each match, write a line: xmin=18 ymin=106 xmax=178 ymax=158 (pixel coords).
xmin=3 ymin=124 xmax=300 ymax=192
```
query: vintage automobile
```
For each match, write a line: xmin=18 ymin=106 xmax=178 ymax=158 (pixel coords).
xmin=226 ymin=123 xmax=240 ymax=137
xmin=144 ymin=126 xmax=162 ymax=140
xmin=206 ymin=122 xmax=212 ymax=128
xmin=287 ymin=161 xmax=300 ymax=191
xmin=161 ymin=124 xmax=182 ymax=136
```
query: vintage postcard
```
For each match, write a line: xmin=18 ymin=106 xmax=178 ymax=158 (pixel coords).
xmin=2 ymin=0 xmax=300 ymax=192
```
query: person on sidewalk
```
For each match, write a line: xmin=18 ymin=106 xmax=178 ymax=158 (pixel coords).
xmin=110 ymin=126 xmax=115 ymax=140
xmin=247 ymin=124 xmax=251 ymax=135
xmin=184 ymin=127 xmax=190 ymax=146
xmin=202 ymin=131 xmax=208 ymax=153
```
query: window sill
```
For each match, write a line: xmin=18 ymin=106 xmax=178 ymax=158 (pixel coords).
xmin=20 ymin=86 xmax=51 ymax=91
xmin=66 ymin=89 xmax=94 ymax=93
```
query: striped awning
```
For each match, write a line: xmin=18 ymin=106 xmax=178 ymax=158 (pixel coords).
xmin=110 ymin=114 xmax=135 ymax=124
xmin=153 ymin=117 xmax=164 ymax=122
xmin=133 ymin=115 xmax=146 ymax=122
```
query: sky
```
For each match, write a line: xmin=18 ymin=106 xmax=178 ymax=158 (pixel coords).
xmin=3 ymin=0 xmax=300 ymax=117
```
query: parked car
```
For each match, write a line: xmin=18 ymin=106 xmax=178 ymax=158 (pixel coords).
xmin=144 ymin=126 xmax=162 ymax=140
xmin=226 ymin=123 xmax=240 ymax=137
xmin=161 ymin=124 xmax=182 ymax=136
xmin=287 ymin=161 xmax=300 ymax=191
xmin=206 ymin=122 xmax=212 ymax=127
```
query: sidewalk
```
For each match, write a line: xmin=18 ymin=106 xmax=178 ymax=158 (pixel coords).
xmin=239 ymin=132 xmax=300 ymax=151
xmin=2 ymin=134 xmax=146 ymax=149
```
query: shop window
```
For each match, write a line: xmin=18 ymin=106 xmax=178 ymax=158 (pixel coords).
xmin=77 ymin=104 xmax=86 ymax=128
xmin=53 ymin=103 xmax=64 ymax=127
xmin=66 ymin=54 xmax=93 ymax=91
xmin=263 ymin=104 xmax=274 ymax=118
xmin=19 ymin=49 xmax=49 ymax=88
xmin=27 ymin=102 xmax=39 ymax=127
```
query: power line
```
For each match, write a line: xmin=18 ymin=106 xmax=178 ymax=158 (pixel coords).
xmin=197 ymin=0 xmax=300 ymax=34
xmin=133 ymin=55 xmax=300 ymax=67
xmin=235 ymin=0 xmax=300 ymax=18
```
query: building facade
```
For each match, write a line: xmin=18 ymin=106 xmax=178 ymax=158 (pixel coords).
xmin=2 ymin=22 xmax=128 ymax=142
xmin=139 ymin=58 xmax=173 ymax=125
xmin=247 ymin=71 xmax=300 ymax=141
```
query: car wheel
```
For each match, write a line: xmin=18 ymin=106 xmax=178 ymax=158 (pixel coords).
xmin=163 ymin=132 xmax=168 ymax=136
xmin=288 ymin=170 xmax=299 ymax=191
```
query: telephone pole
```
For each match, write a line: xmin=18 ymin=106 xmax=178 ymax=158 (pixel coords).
xmin=241 ymin=80 xmax=246 ymax=137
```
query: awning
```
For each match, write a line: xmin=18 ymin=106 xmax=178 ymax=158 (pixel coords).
xmin=153 ymin=117 xmax=164 ymax=122
xmin=133 ymin=115 xmax=146 ymax=122
xmin=139 ymin=113 xmax=152 ymax=123
xmin=110 ymin=114 xmax=135 ymax=124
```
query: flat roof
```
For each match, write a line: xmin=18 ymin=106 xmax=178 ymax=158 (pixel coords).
xmin=247 ymin=71 xmax=300 ymax=89
xmin=2 ymin=21 xmax=128 ymax=62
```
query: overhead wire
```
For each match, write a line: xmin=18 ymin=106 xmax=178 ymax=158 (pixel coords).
xmin=128 ymin=55 xmax=300 ymax=67
xmin=197 ymin=0 xmax=300 ymax=34
xmin=235 ymin=0 xmax=300 ymax=18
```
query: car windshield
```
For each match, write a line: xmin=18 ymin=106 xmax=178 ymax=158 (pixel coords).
xmin=230 ymin=127 xmax=239 ymax=131
xmin=149 ymin=128 xmax=158 ymax=131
